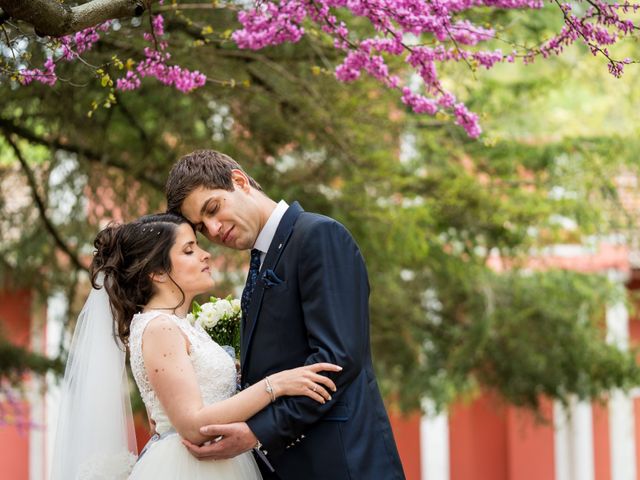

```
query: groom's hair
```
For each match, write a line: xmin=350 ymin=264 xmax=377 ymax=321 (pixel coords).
xmin=166 ymin=150 xmax=262 ymax=214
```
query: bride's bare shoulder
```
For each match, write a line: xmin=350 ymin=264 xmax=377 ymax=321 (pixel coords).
xmin=140 ymin=314 xmax=189 ymax=355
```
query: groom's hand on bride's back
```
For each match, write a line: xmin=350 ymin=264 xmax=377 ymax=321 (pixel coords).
xmin=181 ymin=422 xmax=257 ymax=460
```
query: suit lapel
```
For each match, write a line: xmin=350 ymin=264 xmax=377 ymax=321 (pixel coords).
xmin=240 ymin=202 xmax=304 ymax=373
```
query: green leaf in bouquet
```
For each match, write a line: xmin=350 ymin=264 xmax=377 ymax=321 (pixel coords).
xmin=192 ymin=301 xmax=202 ymax=315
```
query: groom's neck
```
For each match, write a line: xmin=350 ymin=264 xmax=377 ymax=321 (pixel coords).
xmin=255 ymin=194 xmax=278 ymax=235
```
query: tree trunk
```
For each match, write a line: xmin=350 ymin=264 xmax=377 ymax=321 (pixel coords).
xmin=0 ymin=0 xmax=146 ymax=37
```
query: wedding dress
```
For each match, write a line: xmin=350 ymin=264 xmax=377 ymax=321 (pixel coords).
xmin=128 ymin=311 xmax=262 ymax=479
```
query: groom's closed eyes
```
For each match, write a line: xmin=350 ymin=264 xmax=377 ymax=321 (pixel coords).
xmin=191 ymin=197 xmax=218 ymax=234
xmin=200 ymin=198 xmax=219 ymax=218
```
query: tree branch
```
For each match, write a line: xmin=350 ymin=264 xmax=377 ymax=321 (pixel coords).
xmin=0 ymin=9 xmax=10 ymax=27
xmin=114 ymin=93 xmax=150 ymax=145
xmin=0 ymin=0 xmax=147 ymax=37
xmin=0 ymin=116 xmax=164 ymax=190
xmin=3 ymin=133 xmax=88 ymax=273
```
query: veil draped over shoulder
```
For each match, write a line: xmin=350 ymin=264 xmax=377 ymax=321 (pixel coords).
xmin=50 ymin=276 xmax=137 ymax=479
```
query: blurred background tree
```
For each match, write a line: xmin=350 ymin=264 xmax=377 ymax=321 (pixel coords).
xmin=1 ymin=2 xmax=640 ymax=415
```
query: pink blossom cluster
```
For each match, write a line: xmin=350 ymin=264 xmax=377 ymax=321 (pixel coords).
xmin=0 ymin=382 xmax=35 ymax=432
xmin=233 ymin=1 xmax=307 ymax=49
xmin=18 ymin=58 xmax=57 ymax=86
xmin=533 ymin=1 xmax=639 ymax=78
xmin=117 ymin=15 xmax=206 ymax=93
xmin=17 ymin=21 xmax=110 ymax=86
xmin=12 ymin=0 xmax=640 ymax=136
xmin=232 ymin=0 xmax=542 ymax=137
xmin=117 ymin=47 xmax=206 ymax=93
xmin=17 ymin=14 xmax=206 ymax=95
xmin=233 ymin=0 xmax=640 ymax=137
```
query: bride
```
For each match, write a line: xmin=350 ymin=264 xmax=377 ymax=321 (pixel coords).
xmin=50 ymin=213 xmax=340 ymax=479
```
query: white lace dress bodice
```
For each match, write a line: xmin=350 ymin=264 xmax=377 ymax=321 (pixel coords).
xmin=127 ymin=311 xmax=261 ymax=479
xmin=129 ymin=311 xmax=237 ymax=435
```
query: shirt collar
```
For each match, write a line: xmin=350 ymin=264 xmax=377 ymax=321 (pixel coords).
xmin=253 ymin=200 xmax=289 ymax=255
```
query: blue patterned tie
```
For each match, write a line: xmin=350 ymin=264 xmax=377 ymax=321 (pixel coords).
xmin=241 ymin=249 xmax=261 ymax=325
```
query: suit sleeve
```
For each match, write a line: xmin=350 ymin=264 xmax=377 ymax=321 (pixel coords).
xmin=245 ymin=220 xmax=370 ymax=455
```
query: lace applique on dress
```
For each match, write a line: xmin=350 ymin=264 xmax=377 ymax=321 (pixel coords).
xmin=75 ymin=451 xmax=137 ymax=480
xmin=129 ymin=311 xmax=237 ymax=435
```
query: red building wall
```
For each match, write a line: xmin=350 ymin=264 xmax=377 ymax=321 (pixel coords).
xmin=627 ymin=273 xmax=640 ymax=480
xmin=0 ymin=289 xmax=33 ymax=480
xmin=449 ymin=393 xmax=509 ymax=480
xmin=389 ymin=410 xmax=422 ymax=480
xmin=505 ymin=399 xmax=555 ymax=480
xmin=2 ymin=268 xmax=640 ymax=479
xmin=592 ymin=402 xmax=612 ymax=480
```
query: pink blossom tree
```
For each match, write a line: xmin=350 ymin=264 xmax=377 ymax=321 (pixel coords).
xmin=1 ymin=0 xmax=638 ymax=136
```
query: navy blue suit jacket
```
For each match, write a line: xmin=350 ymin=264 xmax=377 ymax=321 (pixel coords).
xmin=242 ymin=202 xmax=405 ymax=480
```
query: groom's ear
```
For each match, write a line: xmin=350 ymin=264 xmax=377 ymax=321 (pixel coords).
xmin=230 ymin=169 xmax=251 ymax=192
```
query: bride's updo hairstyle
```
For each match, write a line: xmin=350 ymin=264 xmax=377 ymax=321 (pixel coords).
xmin=90 ymin=213 xmax=190 ymax=345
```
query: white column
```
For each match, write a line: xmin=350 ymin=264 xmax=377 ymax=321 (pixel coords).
xmin=28 ymin=376 xmax=46 ymax=480
xmin=572 ymin=401 xmax=595 ymax=480
xmin=554 ymin=399 xmax=595 ymax=480
xmin=554 ymin=401 xmax=571 ymax=480
xmin=420 ymin=400 xmax=450 ymax=480
xmin=44 ymin=292 xmax=68 ymax=480
xmin=28 ymin=300 xmax=47 ymax=480
xmin=606 ymin=299 xmax=630 ymax=349
xmin=606 ymin=285 xmax=637 ymax=480
xmin=609 ymin=391 xmax=636 ymax=480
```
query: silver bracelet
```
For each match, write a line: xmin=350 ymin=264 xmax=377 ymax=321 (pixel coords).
xmin=264 ymin=376 xmax=276 ymax=402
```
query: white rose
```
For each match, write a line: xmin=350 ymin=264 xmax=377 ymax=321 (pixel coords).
xmin=186 ymin=313 xmax=196 ymax=325
xmin=231 ymin=299 xmax=241 ymax=315
xmin=199 ymin=310 xmax=219 ymax=329
xmin=215 ymin=299 xmax=233 ymax=318
xmin=200 ymin=302 xmax=217 ymax=316
xmin=198 ymin=302 xmax=224 ymax=328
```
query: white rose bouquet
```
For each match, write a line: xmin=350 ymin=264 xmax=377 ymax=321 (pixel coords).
xmin=189 ymin=295 xmax=241 ymax=359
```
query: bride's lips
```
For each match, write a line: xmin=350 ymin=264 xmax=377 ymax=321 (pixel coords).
xmin=201 ymin=266 xmax=210 ymax=273
xmin=222 ymin=225 xmax=235 ymax=245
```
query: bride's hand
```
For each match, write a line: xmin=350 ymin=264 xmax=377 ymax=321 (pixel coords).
xmin=269 ymin=363 xmax=342 ymax=404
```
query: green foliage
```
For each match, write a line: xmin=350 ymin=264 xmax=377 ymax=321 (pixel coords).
xmin=1 ymin=8 xmax=640 ymax=416
xmin=0 ymin=333 xmax=64 ymax=382
xmin=387 ymin=265 xmax=640 ymax=411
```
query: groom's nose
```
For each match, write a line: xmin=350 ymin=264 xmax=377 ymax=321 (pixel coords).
xmin=203 ymin=219 xmax=222 ymax=238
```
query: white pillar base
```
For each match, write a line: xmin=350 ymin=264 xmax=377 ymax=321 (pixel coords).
xmin=554 ymin=399 xmax=595 ymax=480
xmin=420 ymin=400 xmax=449 ymax=480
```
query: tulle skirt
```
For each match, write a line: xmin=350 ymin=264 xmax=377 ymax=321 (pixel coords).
xmin=129 ymin=433 xmax=263 ymax=479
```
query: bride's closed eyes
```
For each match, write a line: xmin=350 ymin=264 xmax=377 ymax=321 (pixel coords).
xmin=183 ymin=240 xmax=196 ymax=255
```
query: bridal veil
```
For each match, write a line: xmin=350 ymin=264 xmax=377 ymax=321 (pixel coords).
xmin=50 ymin=278 xmax=137 ymax=479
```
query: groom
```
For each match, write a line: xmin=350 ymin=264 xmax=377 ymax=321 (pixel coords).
xmin=166 ymin=150 xmax=405 ymax=480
